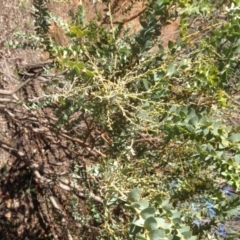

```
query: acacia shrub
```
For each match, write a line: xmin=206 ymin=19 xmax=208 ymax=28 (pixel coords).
xmin=34 ymin=0 xmax=240 ymax=239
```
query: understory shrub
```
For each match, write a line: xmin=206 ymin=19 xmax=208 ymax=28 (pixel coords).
xmin=30 ymin=0 xmax=240 ymax=239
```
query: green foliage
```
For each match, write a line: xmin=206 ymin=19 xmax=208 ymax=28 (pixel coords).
xmin=32 ymin=0 xmax=55 ymax=53
xmin=5 ymin=31 xmax=42 ymax=49
xmin=127 ymin=188 xmax=197 ymax=240
xmin=31 ymin=0 xmax=240 ymax=238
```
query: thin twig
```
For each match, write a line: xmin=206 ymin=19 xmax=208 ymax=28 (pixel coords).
xmin=60 ymin=132 xmax=106 ymax=158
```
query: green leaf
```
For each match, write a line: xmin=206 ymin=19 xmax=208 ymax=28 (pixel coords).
xmin=133 ymin=218 xmax=145 ymax=227
xmin=199 ymin=116 xmax=207 ymax=124
xmin=140 ymin=20 xmax=148 ymax=28
xmin=128 ymin=187 xmax=141 ymax=202
xmin=185 ymin=124 xmax=194 ymax=132
xmin=66 ymin=68 xmax=78 ymax=77
xmin=170 ymin=211 xmax=181 ymax=224
xmin=141 ymin=102 xmax=151 ymax=109
xmin=168 ymin=40 xmax=175 ymax=50
xmin=213 ymin=121 xmax=222 ymax=128
xmin=203 ymin=127 xmax=209 ymax=136
xmin=138 ymin=200 xmax=150 ymax=210
xmin=229 ymin=133 xmax=240 ymax=143
xmin=140 ymin=208 xmax=155 ymax=220
xmin=177 ymin=226 xmax=193 ymax=239
xmin=187 ymin=237 xmax=197 ymax=240
xmin=131 ymin=202 xmax=141 ymax=209
xmin=131 ymin=200 xmax=149 ymax=210
xmin=149 ymin=229 xmax=165 ymax=240
xmin=156 ymin=217 xmax=172 ymax=229
xmin=70 ymin=26 xmax=90 ymax=38
xmin=138 ymin=110 xmax=149 ymax=120
xmin=161 ymin=199 xmax=172 ymax=211
xmin=167 ymin=62 xmax=176 ymax=76
xmin=154 ymin=195 xmax=162 ymax=204
xmin=154 ymin=71 xmax=165 ymax=81
xmin=65 ymin=60 xmax=75 ymax=68
xmin=221 ymin=138 xmax=230 ymax=147
xmin=75 ymin=61 xmax=85 ymax=72
xmin=84 ymin=69 xmax=94 ymax=77
xmin=142 ymin=79 xmax=150 ymax=90
xmin=129 ymin=224 xmax=142 ymax=236
xmin=189 ymin=116 xmax=198 ymax=126
xmin=136 ymin=234 xmax=147 ymax=240
xmin=235 ymin=154 xmax=240 ymax=164
xmin=144 ymin=217 xmax=158 ymax=231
